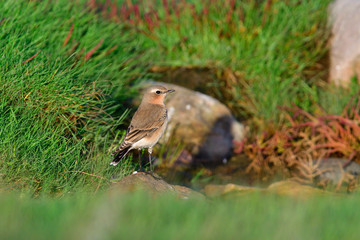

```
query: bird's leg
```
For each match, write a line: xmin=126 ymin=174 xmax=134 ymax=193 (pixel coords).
xmin=147 ymin=147 xmax=161 ymax=180
xmin=148 ymin=147 xmax=153 ymax=172
xmin=138 ymin=149 xmax=143 ymax=172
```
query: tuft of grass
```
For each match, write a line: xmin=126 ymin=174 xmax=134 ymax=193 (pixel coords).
xmin=94 ymin=0 xmax=333 ymax=126
xmin=0 ymin=0 xmax=150 ymax=194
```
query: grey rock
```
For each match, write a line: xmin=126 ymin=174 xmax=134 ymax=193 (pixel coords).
xmin=111 ymin=172 xmax=205 ymax=199
xmin=316 ymin=158 xmax=360 ymax=184
xmin=329 ymin=0 xmax=360 ymax=87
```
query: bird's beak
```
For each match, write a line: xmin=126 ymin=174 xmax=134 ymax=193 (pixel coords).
xmin=166 ymin=89 xmax=175 ymax=94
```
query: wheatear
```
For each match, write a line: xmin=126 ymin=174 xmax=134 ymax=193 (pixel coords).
xmin=110 ymin=85 xmax=175 ymax=172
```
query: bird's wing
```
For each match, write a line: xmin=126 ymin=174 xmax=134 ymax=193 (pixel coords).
xmin=112 ymin=105 xmax=167 ymax=157
xmin=113 ymin=104 xmax=167 ymax=151
xmin=125 ymin=105 xmax=167 ymax=143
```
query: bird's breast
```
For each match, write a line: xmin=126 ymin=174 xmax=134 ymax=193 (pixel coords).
xmin=132 ymin=118 xmax=168 ymax=149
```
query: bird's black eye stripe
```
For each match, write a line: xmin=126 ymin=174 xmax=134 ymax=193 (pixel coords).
xmin=155 ymin=90 xmax=161 ymax=94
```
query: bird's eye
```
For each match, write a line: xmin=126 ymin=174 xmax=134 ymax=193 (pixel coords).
xmin=155 ymin=90 xmax=161 ymax=94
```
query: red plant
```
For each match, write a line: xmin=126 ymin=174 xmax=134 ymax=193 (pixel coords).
xmin=162 ymin=0 xmax=170 ymax=21
xmin=133 ymin=4 xmax=140 ymax=22
xmin=85 ymin=0 xmax=249 ymax=39
xmin=234 ymin=101 xmax=360 ymax=186
xmin=62 ymin=24 xmax=74 ymax=47
xmin=110 ymin=2 xmax=118 ymax=21
xmin=85 ymin=39 xmax=104 ymax=61
xmin=226 ymin=0 xmax=236 ymax=23
xmin=144 ymin=13 xmax=154 ymax=31
xmin=202 ymin=7 xmax=209 ymax=16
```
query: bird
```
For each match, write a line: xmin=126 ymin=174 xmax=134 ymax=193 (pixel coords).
xmin=110 ymin=85 xmax=175 ymax=172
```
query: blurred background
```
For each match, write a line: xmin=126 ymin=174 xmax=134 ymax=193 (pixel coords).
xmin=1 ymin=0 xmax=360 ymax=239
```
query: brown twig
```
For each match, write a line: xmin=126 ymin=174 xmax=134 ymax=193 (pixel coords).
xmin=85 ymin=39 xmax=104 ymax=60
xmin=22 ymin=52 xmax=39 ymax=65
xmin=62 ymin=24 xmax=74 ymax=47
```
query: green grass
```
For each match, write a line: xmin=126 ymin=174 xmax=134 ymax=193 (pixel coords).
xmin=107 ymin=0 xmax=360 ymax=125
xmin=0 ymin=0 xmax=150 ymax=194
xmin=1 ymin=0 xmax=359 ymax=194
xmin=1 ymin=191 xmax=360 ymax=240
xmin=1 ymin=1 xmax=360 ymax=238
xmin=116 ymin=0 xmax=346 ymax=122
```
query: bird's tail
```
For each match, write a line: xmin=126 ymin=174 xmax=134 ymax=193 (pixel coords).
xmin=110 ymin=143 xmax=132 ymax=166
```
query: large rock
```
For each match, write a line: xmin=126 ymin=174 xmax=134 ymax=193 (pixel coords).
xmin=112 ymin=172 xmax=205 ymax=199
xmin=140 ymin=81 xmax=246 ymax=166
xmin=329 ymin=0 xmax=360 ymax=87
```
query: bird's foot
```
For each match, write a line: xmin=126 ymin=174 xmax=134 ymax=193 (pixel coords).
xmin=144 ymin=171 xmax=162 ymax=180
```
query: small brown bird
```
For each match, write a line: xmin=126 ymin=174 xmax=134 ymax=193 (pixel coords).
xmin=110 ymin=85 xmax=175 ymax=171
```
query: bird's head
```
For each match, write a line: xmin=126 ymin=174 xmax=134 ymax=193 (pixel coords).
xmin=142 ymin=85 xmax=175 ymax=105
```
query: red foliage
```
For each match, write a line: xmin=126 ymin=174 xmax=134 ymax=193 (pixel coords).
xmin=62 ymin=24 xmax=74 ymax=47
xmin=85 ymin=39 xmax=104 ymax=61
xmin=84 ymin=0 xmax=258 ymax=37
xmin=234 ymin=101 xmax=360 ymax=183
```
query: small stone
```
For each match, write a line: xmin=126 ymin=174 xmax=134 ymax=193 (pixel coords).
xmin=111 ymin=172 xmax=206 ymax=199
xmin=267 ymin=180 xmax=329 ymax=197
xmin=315 ymin=158 xmax=360 ymax=186
xmin=203 ymin=184 xmax=260 ymax=198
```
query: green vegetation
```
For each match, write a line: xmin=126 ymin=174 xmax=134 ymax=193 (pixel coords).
xmin=141 ymin=0 xmax=334 ymax=121
xmin=1 ymin=0 xmax=360 ymax=238
xmin=0 ymin=0 xmax=147 ymax=193
xmin=1 ymin=191 xmax=360 ymax=240
xmin=1 ymin=0 xmax=359 ymax=192
xmin=100 ymin=0 xmax=354 ymax=124
xmin=0 ymin=0 xmax=359 ymax=201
